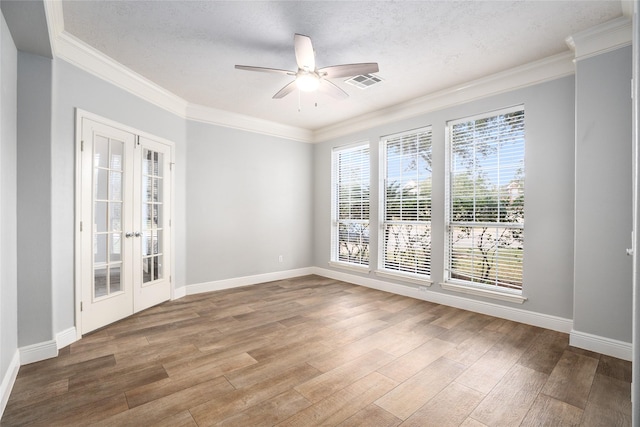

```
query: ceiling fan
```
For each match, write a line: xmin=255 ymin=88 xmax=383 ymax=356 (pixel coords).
xmin=235 ymin=34 xmax=379 ymax=100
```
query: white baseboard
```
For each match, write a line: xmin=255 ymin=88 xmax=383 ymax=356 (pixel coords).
xmin=570 ymin=330 xmax=632 ymax=361
xmin=172 ymin=285 xmax=187 ymax=300
xmin=312 ymin=267 xmax=573 ymax=334
xmin=19 ymin=340 xmax=58 ymax=365
xmin=0 ymin=350 xmax=20 ymax=419
xmin=56 ymin=327 xmax=77 ymax=350
xmin=186 ymin=267 xmax=315 ymax=295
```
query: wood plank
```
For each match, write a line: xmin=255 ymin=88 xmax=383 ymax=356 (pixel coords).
xmin=445 ymin=329 xmax=504 ymax=366
xmin=280 ymin=372 xmax=397 ymax=426
xmin=469 ymin=364 xmax=548 ymax=426
xmin=1 ymin=277 xmax=631 ymax=426
xmin=540 ymin=349 xmax=599 ymax=409
xmin=227 ymin=342 xmax=331 ymax=389
xmin=460 ymin=418 xmax=490 ymax=427
xmin=400 ymin=382 xmax=484 ymax=427
xmin=4 ymin=378 xmax=68 ymax=411
xmin=163 ymin=350 xmax=257 ymax=379
xmin=154 ymin=410 xmax=199 ymax=427
xmin=517 ymin=329 xmax=569 ymax=375
xmin=216 ymin=389 xmax=311 ymax=426
xmin=295 ymin=349 xmax=395 ymax=403
xmin=455 ymin=323 xmax=541 ymax=394
xmin=375 ymin=357 xmax=466 ymax=420
xmin=102 ymin=376 xmax=236 ymax=426
xmin=520 ymin=394 xmax=583 ymax=426
xmin=377 ymin=338 xmax=455 ymax=382
xmin=189 ymin=363 xmax=321 ymax=426
xmin=337 ymin=404 xmax=401 ymax=427
xmin=596 ymin=355 xmax=632 ymax=382
xmin=126 ymin=353 xmax=256 ymax=408
xmin=581 ymin=373 xmax=631 ymax=427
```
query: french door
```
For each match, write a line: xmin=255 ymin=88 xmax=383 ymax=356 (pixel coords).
xmin=78 ymin=115 xmax=172 ymax=334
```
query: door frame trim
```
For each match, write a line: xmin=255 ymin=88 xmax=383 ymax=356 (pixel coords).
xmin=74 ymin=109 xmax=176 ymax=339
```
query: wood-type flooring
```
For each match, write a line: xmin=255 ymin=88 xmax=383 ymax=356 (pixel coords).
xmin=1 ymin=275 xmax=632 ymax=426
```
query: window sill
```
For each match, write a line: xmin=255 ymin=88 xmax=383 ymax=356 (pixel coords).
xmin=439 ymin=281 xmax=527 ymax=304
xmin=375 ymin=270 xmax=433 ymax=286
xmin=328 ymin=261 xmax=371 ymax=274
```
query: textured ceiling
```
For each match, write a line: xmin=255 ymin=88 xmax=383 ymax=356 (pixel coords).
xmin=61 ymin=1 xmax=623 ymax=131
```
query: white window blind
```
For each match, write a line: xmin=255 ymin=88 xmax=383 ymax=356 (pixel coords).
xmin=446 ymin=106 xmax=525 ymax=291
xmin=332 ymin=143 xmax=370 ymax=266
xmin=381 ymin=128 xmax=432 ymax=276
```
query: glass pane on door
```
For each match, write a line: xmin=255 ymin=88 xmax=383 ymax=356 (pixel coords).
xmin=141 ymin=148 xmax=164 ymax=284
xmin=93 ymin=135 xmax=125 ymax=299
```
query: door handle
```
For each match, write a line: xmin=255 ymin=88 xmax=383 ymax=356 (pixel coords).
xmin=125 ymin=232 xmax=133 ymax=238
xmin=134 ymin=231 xmax=141 ymax=237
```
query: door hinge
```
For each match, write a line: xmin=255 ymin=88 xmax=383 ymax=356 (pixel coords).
xmin=169 ymin=275 xmax=172 ymax=283
xmin=80 ymin=221 xmax=83 ymax=232
xmin=169 ymin=163 xmax=174 ymax=171
xmin=81 ymin=140 xmax=84 ymax=151
xmin=169 ymin=219 xmax=171 ymax=227
xmin=80 ymin=301 xmax=83 ymax=312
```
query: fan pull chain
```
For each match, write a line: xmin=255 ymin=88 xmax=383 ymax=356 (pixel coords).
xmin=298 ymin=90 xmax=301 ymax=112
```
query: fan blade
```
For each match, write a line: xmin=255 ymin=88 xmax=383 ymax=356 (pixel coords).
xmin=318 ymin=63 xmax=379 ymax=79
xmin=273 ymin=80 xmax=297 ymax=99
xmin=294 ymin=34 xmax=315 ymax=71
xmin=235 ymin=65 xmax=295 ymax=75
xmin=319 ymin=79 xmax=348 ymax=99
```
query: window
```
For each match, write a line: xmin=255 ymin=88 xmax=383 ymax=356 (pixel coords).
xmin=331 ymin=143 xmax=370 ymax=267
xmin=446 ymin=106 xmax=525 ymax=294
xmin=380 ymin=128 xmax=432 ymax=279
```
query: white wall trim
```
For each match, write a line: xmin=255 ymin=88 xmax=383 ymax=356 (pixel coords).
xmin=172 ymin=286 xmax=187 ymax=300
xmin=42 ymin=0 xmax=582 ymax=145
xmin=570 ymin=330 xmax=632 ymax=361
xmin=56 ymin=327 xmax=77 ymax=350
xmin=439 ymin=281 xmax=527 ymax=304
xmin=565 ymin=16 xmax=632 ymax=61
xmin=0 ymin=350 xmax=20 ymax=419
xmin=375 ymin=269 xmax=433 ymax=286
xmin=313 ymin=51 xmax=575 ymax=142
xmin=312 ymin=267 xmax=573 ymax=334
xmin=18 ymin=340 xmax=58 ymax=365
xmin=186 ymin=267 xmax=315 ymax=295
xmin=55 ymin=31 xmax=188 ymax=118
xmin=186 ymin=104 xmax=314 ymax=143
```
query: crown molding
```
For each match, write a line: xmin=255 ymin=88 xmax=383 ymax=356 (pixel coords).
xmin=42 ymin=0 xmax=313 ymax=142
xmin=42 ymin=2 xmax=629 ymax=144
xmin=186 ymin=104 xmax=314 ymax=143
xmin=313 ymin=50 xmax=575 ymax=142
xmin=43 ymin=0 xmax=64 ymax=55
xmin=54 ymin=31 xmax=189 ymax=118
xmin=565 ymin=16 xmax=632 ymax=61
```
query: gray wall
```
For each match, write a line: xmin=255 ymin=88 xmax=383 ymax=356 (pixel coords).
xmin=17 ymin=51 xmax=52 ymax=346
xmin=15 ymin=52 xmax=315 ymax=347
xmin=0 ymin=10 xmax=18 ymax=385
xmin=574 ymin=46 xmax=633 ymax=343
xmin=186 ymin=121 xmax=313 ymax=285
xmin=50 ymin=59 xmax=188 ymax=335
xmin=314 ymin=76 xmax=577 ymax=320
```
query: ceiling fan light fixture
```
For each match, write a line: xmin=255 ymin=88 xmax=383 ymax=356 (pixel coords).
xmin=296 ymin=73 xmax=320 ymax=92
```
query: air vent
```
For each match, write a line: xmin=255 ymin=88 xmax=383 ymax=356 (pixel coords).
xmin=345 ymin=74 xmax=383 ymax=89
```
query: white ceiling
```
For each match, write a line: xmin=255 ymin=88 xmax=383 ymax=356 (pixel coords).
xmin=60 ymin=1 xmax=624 ymax=131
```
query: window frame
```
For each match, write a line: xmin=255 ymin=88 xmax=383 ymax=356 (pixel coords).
xmin=377 ymin=127 xmax=433 ymax=285
xmin=330 ymin=142 xmax=371 ymax=271
xmin=443 ymin=105 xmax=527 ymax=303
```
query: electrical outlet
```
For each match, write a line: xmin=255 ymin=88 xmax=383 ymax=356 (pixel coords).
xmin=278 ymin=255 xmax=283 ymax=263
xmin=419 ymin=285 xmax=427 ymax=292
